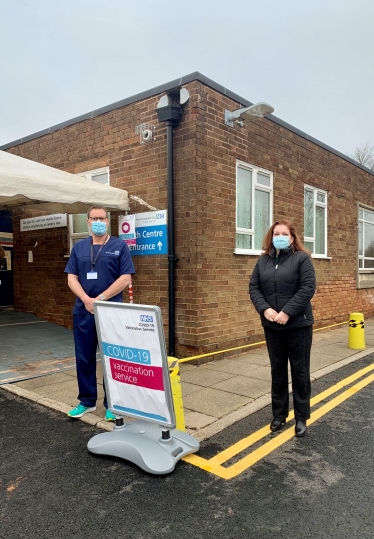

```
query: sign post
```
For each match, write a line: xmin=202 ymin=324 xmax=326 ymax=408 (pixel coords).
xmin=87 ymin=302 xmax=199 ymax=474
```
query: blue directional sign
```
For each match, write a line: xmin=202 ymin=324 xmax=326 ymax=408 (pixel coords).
xmin=128 ymin=210 xmax=168 ymax=256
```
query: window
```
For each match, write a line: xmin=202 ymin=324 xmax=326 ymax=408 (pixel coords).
xmin=358 ymin=207 xmax=374 ymax=269
xmin=304 ymin=185 xmax=327 ymax=256
xmin=235 ymin=161 xmax=273 ymax=254
xmin=79 ymin=167 xmax=109 ymax=185
xmin=68 ymin=167 xmax=110 ymax=250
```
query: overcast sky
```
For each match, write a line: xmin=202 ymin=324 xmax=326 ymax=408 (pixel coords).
xmin=1 ymin=0 xmax=373 ymax=157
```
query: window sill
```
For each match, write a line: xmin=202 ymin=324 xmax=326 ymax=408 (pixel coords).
xmin=234 ymin=248 xmax=263 ymax=256
xmin=234 ymin=249 xmax=333 ymax=259
xmin=359 ymin=270 xmax=374 ymax=274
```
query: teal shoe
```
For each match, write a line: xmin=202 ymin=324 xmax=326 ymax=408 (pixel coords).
xmin=67 ymin=404 xmax=96 ymax=418
xmin=105 ymin=409 xmax=117 ymax=422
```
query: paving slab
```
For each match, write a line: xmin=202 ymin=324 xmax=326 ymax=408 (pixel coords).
xmin=15 ymin=372 xmax=74 ymax=390
xmin=182 ymin=387 xmax=252 ymax=418
xmin=180 ymin=381 xmax=204 ymax=397
xmin=30 ymin=380 xmax=80 ymax=406
xmin=184 ymin=410 xmax=217 ymax=430
xmin=211 ymin=375 xmax=261 ymax=399
xmin=180 ymin=365 xmax=236 ymax=386
xmin=202 ymin=359 xmax=263 ymax=377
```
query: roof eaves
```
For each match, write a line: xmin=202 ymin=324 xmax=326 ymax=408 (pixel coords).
xmin=1 ymin=72 xmax=373 ymax=176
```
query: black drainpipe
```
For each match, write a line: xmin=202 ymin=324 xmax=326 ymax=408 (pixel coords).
xmin=156 ymin=102 xmax=182 ymax=356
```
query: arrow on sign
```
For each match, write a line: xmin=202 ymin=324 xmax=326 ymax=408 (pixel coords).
xmin=157 ymin=241 xmax=163 ymax=251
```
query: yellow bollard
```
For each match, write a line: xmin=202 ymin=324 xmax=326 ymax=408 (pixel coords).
xmin=348 ymin=312 xmax=365 ymax=349
xmin=168 ymin=356 xmax=185 ymax=431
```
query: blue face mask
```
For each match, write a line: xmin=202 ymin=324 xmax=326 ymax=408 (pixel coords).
xmin=273 ymin=236 xmax=290 ymax=250
xmin=91 ymin=221 xmax=107 ymax=236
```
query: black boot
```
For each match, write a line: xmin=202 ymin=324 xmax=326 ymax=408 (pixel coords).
xmin=270 ymin=418 xmax=286 ymax=432
xmin=295 ymin=420 xmax=307 ymax=437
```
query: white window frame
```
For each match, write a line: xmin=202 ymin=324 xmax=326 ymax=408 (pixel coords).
xmin=68 ymin=167 xmax=110 ymax=251
xmin=68 ymin=214 xmax=89 ymax=251
xmin=358 ymin=205 xmax=374 ymax=272
xmin=235 ymin=161 xmax=273 ymax=255
xmin=304 ymin=184 xmax=328 ymax=258
xmin=79 ymin=166 xmax=110 ymax=185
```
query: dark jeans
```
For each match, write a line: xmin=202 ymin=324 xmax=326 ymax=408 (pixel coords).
xmin=264 ymin=326 xmax=313 ymax=421
xmin=73 ymin=314 xmax=107 ymax=408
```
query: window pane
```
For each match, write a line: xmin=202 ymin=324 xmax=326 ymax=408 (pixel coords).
xmin=317 ymin=192 xmax=325 ymax=203
xmin=364 ymin=222 xmax=374 ymax=257
xmin=254 ymin=189 xmax=270 ymax=250
xmin=92 ymin=173 xmax=109 ymax=184
xmin=305 ymin=241 xmax=313 ymax=252
xmin=257 ymin=173 xmax=270 ymax=187
xmin=73 ymin=214 xmax=88 ymax=233
xmin=304 ymin=190 xmax=314 ymax=237
xmin=236 ymin=234 xmax=252 ymax=249
xmin=359 ymin=258 xmax=363 ymax=268
xmin=237 ymin=167 xmax=252 ymax=230
xmin=359 ymin=209 xmax=363 ymax=219
xmin=364 ymin=210 xmax=374 ymax=223
xmin=315 ymin=206 xmax=325 ymax=254
xmin=364 ymin=259 xmax=374 ymax=268
xmin=358 ymin=221 xmax=363 ymax=256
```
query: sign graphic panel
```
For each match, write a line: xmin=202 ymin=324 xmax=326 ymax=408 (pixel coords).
xmin=94 ymin=302 xmax=175 ymax=428
xmin=20 ymin=213 xmax=67 ymax=232
xmin=118 ymin=214 xmax=136 ymax=246
xmin=128 ymin=210 xmax=168 ymax=256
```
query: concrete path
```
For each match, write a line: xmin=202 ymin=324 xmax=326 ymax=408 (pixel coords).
xmin=2 ymin=319 xmax=374 ymax=442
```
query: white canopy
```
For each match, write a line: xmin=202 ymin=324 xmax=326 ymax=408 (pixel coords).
xmin=0 ymin=150 xmax=129 ymax=213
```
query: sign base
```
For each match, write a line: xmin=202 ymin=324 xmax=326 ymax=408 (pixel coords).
xmin=87 ymin=420 xmax=199 ymax=475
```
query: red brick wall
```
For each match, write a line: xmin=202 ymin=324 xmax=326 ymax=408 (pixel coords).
xmin=7 ymin=79 xmax=374 ymax=357
xmin=12 ymin=207 xmax=72 ymax=326
xmin=182 ymin=83 xmax=374 ymax=356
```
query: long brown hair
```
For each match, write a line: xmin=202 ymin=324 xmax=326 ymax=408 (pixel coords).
xmin=262 ymin=219 xmax=310 ymax=256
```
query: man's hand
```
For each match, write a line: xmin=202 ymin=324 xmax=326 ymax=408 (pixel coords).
xmin=84 ymin=297 xmax=95 ymax=314
xmin=274 ymin=311 xmax=289 ymax=325
xmin=264 ymin=308 xmax=278 ymax=322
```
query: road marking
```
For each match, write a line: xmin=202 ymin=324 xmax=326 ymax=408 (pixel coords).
xmin=183 ymin=362 xmax=374 ymax=480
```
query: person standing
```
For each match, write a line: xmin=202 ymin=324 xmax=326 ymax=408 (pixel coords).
xmin=65 ymin=205 xmax=135 ymax=421
xmin=249 ymin=220 xmax=316 ymax=437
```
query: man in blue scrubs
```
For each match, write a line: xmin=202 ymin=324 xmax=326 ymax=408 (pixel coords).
xmin=64 ymin=205 xmax=135 ymax=421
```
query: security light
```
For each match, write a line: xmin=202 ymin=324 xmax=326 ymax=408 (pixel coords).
xmin=224 ymin=102 xmax=274 ymax=127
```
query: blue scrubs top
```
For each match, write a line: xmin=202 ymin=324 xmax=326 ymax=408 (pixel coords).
xmin=64 ymin=236 xmax=135 ymax=314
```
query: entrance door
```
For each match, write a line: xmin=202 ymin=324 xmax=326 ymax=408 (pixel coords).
xmin=0 ymin=211 xmax=14 ymax=307
xmin=0 ymin=247 xmax=14 ymax=306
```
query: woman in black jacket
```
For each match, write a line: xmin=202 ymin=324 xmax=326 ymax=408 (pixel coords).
xmin=249 ymin=220 xmax=316 ymax=437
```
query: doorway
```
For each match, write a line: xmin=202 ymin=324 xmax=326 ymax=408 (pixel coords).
xmin=0 ymin=210 xmax=14 ymax=308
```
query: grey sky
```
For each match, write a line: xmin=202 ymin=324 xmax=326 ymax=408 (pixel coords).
xmin=1 ymin=0 xmax=373 ymax=156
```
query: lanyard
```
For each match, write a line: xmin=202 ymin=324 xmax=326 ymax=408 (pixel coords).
xmin=90 ymin=235 xmax=108 ymax=271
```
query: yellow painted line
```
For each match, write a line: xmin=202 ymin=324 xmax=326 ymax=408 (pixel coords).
xmin=183 ymin=365 xmax=374 ymax=480
xmin=208 ymin=362 xmax=374 ymax=466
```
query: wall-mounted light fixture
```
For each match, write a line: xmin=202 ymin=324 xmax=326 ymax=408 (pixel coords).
xmin=224 ymin=102 xmax=274 ymax=127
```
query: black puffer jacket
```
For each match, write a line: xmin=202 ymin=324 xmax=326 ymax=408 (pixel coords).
xmin=249 ymin=246 xmax=316 ymax=330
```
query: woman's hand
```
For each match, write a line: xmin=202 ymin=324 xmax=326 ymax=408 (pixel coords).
xmin=274 ymin=311 xmax=289 ymax=325
xmin=264 ymin=308 xmax=278 ymax=322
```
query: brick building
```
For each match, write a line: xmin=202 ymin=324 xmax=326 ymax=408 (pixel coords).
xmin=2 ymin=72 xmax=374 ymax=358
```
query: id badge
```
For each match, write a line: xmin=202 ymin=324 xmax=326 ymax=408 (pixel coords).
xmin=87 ymin=271 xmax=98 ymax=280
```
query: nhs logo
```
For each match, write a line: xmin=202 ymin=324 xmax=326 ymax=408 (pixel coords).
xmin=156 ymin=213 xmax=164 ymax=219
xmin=140 ymin=315 xmax=153 ymax=322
